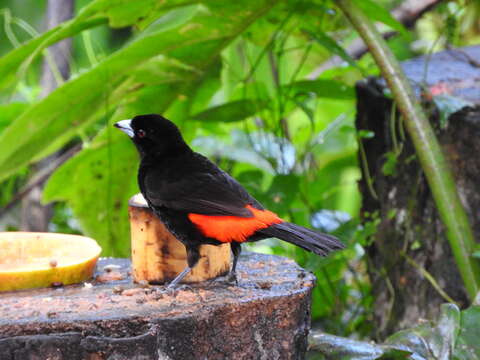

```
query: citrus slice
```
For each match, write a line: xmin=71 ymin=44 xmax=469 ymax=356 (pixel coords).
xmin=0 ymin=232 xmax=101 ymax=292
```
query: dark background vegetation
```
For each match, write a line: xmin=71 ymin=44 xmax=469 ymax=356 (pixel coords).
xmin=0 ymin=0 xmax=479 ymax=347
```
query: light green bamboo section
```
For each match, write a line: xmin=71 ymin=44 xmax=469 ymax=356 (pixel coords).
xmin=336 ymin=0 xmax=479 ymax=300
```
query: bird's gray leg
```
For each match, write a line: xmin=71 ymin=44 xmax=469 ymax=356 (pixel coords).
xmin=227 ymin=242 xmax=242 ymax=285
xmin=166 ymin=267 xmax=192 ymax=289
xmin=166 ymin=246 xmax=199 ymax=290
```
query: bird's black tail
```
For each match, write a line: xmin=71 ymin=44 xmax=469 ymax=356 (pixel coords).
xmin=257 ymin=222 xmax=344 ymax=256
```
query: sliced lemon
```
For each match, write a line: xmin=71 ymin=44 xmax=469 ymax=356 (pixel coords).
xmin=0 ymin=232 xmax=101 ymax=292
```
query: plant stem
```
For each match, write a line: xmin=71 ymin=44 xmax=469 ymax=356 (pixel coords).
xmin=403 ymin=252 xmax=458 ymax=305
xmin=336 ymin=0 xmax=480 ymax=300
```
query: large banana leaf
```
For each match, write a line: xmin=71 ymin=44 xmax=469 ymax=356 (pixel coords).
xmin=0 ymin=1 xmax=277 ymax=182
xmin=37 ymin=0 xmax=277 ymax=254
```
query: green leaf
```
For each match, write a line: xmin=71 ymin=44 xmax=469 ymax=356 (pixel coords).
xmin=303 ymin=29 xmax=358 ymax=69
xmin=382 ymin=151 xmax=398 ymax=176
xmin=310 ymin=304 xmax=466 ymax=360
xmin=0 ymin=0 xmax=278 ymax=182
xmin=37 ymin=1 xmax=278 ymax=254
xmin=356 ymin=0 xmax=408 ymax=36
xmin=192 ymin=136 xmax=274 ymax=172
xmin=0 ymin=103 xmax=29 ymax=131
xmin=287 ymin=79 xmax=355 ymax=100
xmin=235 ymin=170 xmax=265 ymax=197
xmin=43 ymin=134 xmax=138 ymax=257
xmin=264 ymin=174 xmax=300 ymax=214
xmin=89 ymin=0 xmax=162 ymax=28
xmin=432 ymin=95 xmax=473 ymax=129
xmin=377 ymin=349 xmax=412 ymax=359
xmin=309 ymin=332 xmax=384 ymax=359
xmin=232 ymin=130 xmax=296 ymax=174
xmin=191 ymin=99 xmax=264 ymax=122
xmin=357 ymin=129 xmax=375 ymax=139
xmin=188 ymin=60 xmax=222 ymax=115
xmin=385 ymin=303 xmax=461 ymax=359
xmin=454 ymin=306 xmax=480 ymax=359
xmin=0 ymin=18 xmax=105 ymax=91
xmin=0 ymin=1 xmax=207 ymax=92
xmin=134 ymin=1 xmax=202 ymax=33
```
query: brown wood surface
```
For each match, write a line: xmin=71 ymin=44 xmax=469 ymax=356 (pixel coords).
xmin=0 ymin=255 xmax=315 ymax=359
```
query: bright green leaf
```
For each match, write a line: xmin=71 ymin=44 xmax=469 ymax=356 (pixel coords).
xmin=264 ymin=174 xmax=300 ymax=214
xmin=0 ymin=103 xmax=29 ymax=131
xmin=287 ymin=79 xmax=355 ymax=100
xmin=0 ymin=0 xmax=278 ymax=182
xmin=43 ymin=134 xmax=138 ymax=257
xmin=357 ymin=129 xmax=375 ymax=139
xmin=382 ymin=151 xmax=398 ymax=176
xmin=0 ymin=18 xmax=105 ymax=91
xmin=0 ymin=0 xmax=204 ymax=92
xmin=303 ymin=29 xmax=358 ymax=69
xmin=356 ymin=0 xmax=408 ymax=36
xmin=37 ymin=0 xmax=278 ymax=254
xmin=191 ymin=99 xmax=265 ymax=122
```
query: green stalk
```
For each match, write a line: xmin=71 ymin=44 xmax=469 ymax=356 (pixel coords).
xmin=336 ymin=0 xmax=480 ymax=300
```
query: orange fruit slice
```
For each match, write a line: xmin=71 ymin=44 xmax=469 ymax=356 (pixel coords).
xmin=0 ymin=232 xmax=101 ymax=292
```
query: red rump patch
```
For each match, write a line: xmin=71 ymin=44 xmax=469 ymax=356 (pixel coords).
xmin=188 ymin=205 xmax=283 ymax=243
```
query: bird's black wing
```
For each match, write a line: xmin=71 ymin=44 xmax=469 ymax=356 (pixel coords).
xmin=142 ymin=155 xmax=262 ymax=217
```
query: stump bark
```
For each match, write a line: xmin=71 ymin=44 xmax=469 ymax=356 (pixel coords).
xmin=356 ymin=45 xmax=480 ymax=339
xmin=128 ymin=193 xmax=231 ymax=284
xmin=0 ymin=254 xmax=315 ymax=360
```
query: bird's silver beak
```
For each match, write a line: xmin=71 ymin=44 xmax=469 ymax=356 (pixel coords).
xmin=114 ymin=119 xmax=134 ymax=138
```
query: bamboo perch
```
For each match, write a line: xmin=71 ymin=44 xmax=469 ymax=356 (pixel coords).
xmin=128 ymin=193 xmax=231 ymax=284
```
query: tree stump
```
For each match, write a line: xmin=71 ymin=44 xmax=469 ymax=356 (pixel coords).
xmin=128 ymin=193 xmax=231 ymax=284
xmin=356 ymin=45 xmax=480 ymax=338
xmin=0 ymin=254 xmax=315 ymax=359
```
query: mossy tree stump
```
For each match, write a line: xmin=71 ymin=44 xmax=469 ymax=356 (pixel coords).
xmin=356 ymin=45 xmax=480 ymax=338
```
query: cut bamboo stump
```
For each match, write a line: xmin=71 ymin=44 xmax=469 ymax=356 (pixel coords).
xmin=128 ymin=193 xmax=231 ymax=284
xmin=0 ymin=255 xmax=316 ymax=359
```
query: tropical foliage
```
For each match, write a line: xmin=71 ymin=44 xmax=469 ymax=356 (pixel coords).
xmin=0 ymin=0 xmax=478 ymax=341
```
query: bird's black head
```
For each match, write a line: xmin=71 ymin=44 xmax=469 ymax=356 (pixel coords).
xmin=114 ymin=114 xmax=190 ymax=158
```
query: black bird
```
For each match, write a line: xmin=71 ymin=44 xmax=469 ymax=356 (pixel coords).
xmin=115 ymin=114 xmax=344 ymax=288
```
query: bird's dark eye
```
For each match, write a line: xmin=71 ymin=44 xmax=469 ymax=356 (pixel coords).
xmin=137 ymin=129 xmax=146 ymax=138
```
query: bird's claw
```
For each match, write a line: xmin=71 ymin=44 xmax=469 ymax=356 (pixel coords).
xmin=161 ymin=283 xmax=192 ymax=297
xmin=226 ymin=272 xmax=239 ymax=286
xmin=176 ymin=284 xmax=193 ymax=292
xmin=163 ymin=286 xmax=177 ymax=297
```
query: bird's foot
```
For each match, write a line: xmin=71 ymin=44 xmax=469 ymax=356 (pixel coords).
xmin=152 ymin=283 xmax=192 ymax=298
xmin=225 ymin=272 xmax=239 ymax=286
xmin=165 ymin=283 xmax=192 ymax=297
